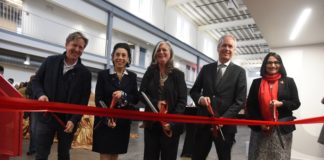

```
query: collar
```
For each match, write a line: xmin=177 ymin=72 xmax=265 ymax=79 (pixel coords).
xmin=62 ymin=51 xmax=81 ymax=66
xmin=109 ymin=68 xmax=128 ymax=75
xmin=63 ymin=58 xmax=78 ymax=68
xmin=217 ymin=60 xmax=230 ymax=66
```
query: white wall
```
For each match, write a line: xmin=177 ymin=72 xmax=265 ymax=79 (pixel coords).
xmin=1 ymin=64 xmax=36 ymax=85
xmin=269 ymin=44 xmax=324 ymax=159
xmin=108 ymin=0 xmax=217 ymax=61
xmin=197 ymin=30 xmax=218 ymax=60
xmin=22 ymin=0 xmax=107 ymax=56
xmin=3 ymin=0 xmax=220 ymax=91
xmin=164 ymin=6 xmax=197 ymax=47
xmin=108 ymin=0 xmax=165 ymax=30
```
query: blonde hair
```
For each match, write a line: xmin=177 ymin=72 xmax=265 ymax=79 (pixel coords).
xmin=150 ymin=41 xmax=174 ymax=73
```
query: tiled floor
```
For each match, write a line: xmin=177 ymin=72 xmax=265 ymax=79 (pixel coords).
xmin=10 ymin=122 xmax=251 ymax=160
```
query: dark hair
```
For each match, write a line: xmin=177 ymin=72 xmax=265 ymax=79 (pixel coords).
xmin=112 ymin=43 xmax=131 ymax=67
xmin=8 ymin=78 xmax=14 ymax=84
xmin=150 ymin=41 xmax=174 ymax=74
xmin=66 ymin=32 xmax=88 ymax=48
xmin=0 ymin=65 xmax=3 ymax=74
xmin=260 ymin=52 xmax=287 ymax=77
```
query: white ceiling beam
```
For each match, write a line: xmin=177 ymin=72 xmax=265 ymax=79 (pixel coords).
xmin=166 ymin=0 xmax=196 ymax=7
xmin=242 ymin=63 xmax=262 ymax=68
xmin=234 ymin=53 xmax=266 ymax=61
xmin=237 ymin=39 xmax=267 ymax=46
xmin=198 ymin=18 xmax=255 ymax=31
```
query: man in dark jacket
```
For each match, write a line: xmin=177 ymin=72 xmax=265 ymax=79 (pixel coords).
xmin=32 ymin=32 xmax=91 ymax=160
xmin=190 ymin=34 xmax=247 ymax=160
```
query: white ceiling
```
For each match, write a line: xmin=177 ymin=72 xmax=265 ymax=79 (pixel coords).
xmin=169 ymin=0 xmax=324 ymax=72
xmin=245 ymin=0 xmax=324 ymax=48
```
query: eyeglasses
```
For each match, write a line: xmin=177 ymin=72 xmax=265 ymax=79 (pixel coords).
xmin=266 ymin=61 xmax=280 ymax=65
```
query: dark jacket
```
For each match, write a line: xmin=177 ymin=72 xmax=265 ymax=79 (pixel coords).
xmin=94 ymin=69 xmax=139 ymax=126
xmin=32 ymin=53 xmax=92 ymax=125
xmin=190 ymin=62 xmax=247 ymax=134
xmin=246 ymin=77 xmax=300 ymax=134
xmin=140 ymin=65 xmax=187 ymax=136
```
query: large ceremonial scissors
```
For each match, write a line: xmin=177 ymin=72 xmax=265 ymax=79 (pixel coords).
xmin=141 ymin=91 xmax=172 ymax=137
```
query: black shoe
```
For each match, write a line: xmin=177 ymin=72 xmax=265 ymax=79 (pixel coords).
xmin=181 ymin=153 xmax=192 ymax=158
xmin=26 ymin=151 xmax=36 ymax=155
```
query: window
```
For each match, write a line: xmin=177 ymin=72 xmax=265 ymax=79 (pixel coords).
xmin=176 ymin=15 xmax=190 ymax=44
xmin=129 ymin=0 xmax=152 ymax=23
xmin=203 ymin=39 xmax=214 ymax=58
xmin=185 ymin=65 xmax=191 ymax=81
xmin=129 ymin=44 xmax=136 ymax=65
xmin=191 ymin=67 xmax=196 ymax=82
xmin=139 ymin=47 xmax=146 ymax=67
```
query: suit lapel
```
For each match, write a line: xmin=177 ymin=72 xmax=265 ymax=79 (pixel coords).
xmin=215 ymin=62 xmax=233 ymax=90
xmin=119 ymin=75 xmax=129 ymax=89
xmin=50 ymin=56 xmax=64 ymax=100
xmin=119 ymin=71 xmax=130 ymax=90
xmin=211 ymin=62 xmax=219 ymax=92
xmin=106 ymin=69 xmax=119 ymax=89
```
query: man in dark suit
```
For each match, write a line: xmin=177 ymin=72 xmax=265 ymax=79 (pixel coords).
xmin=32 ymin=32 xmax=91 ymax=160
xmin=190 ymin=34 xmax=247 ymax=160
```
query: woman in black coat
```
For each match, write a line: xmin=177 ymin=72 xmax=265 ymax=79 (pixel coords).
xmin=246 ymin=52 xmax=300 ymax=160
xmin=92 ymin=43 xmax=139 ymax=160
xmin=140 ymin=41 xmax=187 ymax=160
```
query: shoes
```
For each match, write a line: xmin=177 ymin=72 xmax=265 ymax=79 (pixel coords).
xmin=180 ymin=153 xmax=192 ymax=158
xmin=26 ymin=151 xmax=36 ymax=155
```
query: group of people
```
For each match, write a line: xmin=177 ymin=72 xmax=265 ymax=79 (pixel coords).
xmin=19 ymin=31 xmax=300 ymax=160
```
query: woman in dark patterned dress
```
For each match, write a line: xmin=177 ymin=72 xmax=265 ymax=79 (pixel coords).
xmin=246 ymin=52 xmax=300 ymax=160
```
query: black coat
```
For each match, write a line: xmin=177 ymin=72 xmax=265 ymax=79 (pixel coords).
xmin=190 ymin=62 xmax=247 ymax=134
xmin=246 ymin=77 xmax=300 ymax=133
xmin=140 ymin=65 xmax=187 ymax=135
xmin=32 ymin=53 xmax=92 ymax=125
xmin=92 ymin=69 xmax=139 ymax=154
xmin=94 ymin=69 xmax=139 ymax=125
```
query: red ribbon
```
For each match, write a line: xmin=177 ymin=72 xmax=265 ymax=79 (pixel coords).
xmin=0 ymin=97 xmax=324 ymax=126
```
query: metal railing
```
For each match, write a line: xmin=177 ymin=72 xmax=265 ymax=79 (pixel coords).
xmin=0 ymin=0 xmax=106 ymax=56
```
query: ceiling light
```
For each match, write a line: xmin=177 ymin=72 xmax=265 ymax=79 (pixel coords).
xmin=24 ymin=56 xmax=30 ymax=65
xmin=289 ymin=8 xmax=312 ymax=41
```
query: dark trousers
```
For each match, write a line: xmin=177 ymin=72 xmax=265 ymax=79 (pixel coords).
xmin=144 ymin=127 xmax=180 ymax=160
xmin=181 ymin=107 xmax=197 ymax=157
xmin=181 ymin=123 xmax=197 ymax=157
xmin=192 ymin=125 xmax=235 ymax=160
xmin=28 ymin=112 xmax=38 ymax=153
xmin=35 ymin=119 xmax=74 ymax=160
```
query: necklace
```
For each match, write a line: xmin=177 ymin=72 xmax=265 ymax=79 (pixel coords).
xmin=160 ymin=72 xmax=168 ymax=87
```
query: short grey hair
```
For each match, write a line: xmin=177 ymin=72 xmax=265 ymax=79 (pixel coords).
xmin=217 ymin=34 xmax=237 ymax=50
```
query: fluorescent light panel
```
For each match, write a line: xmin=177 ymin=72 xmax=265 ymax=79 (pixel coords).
xmin=289 ymin=8 xmax=312 ymax=41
